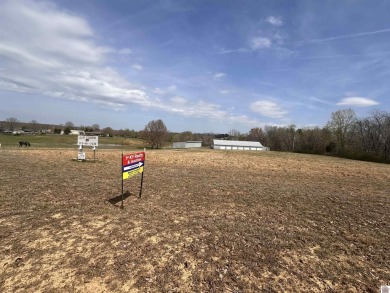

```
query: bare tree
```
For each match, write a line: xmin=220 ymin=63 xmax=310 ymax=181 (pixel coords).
xmin=264 ymin=126 xmax=283 ymax=151
xmin=29 ymin=120 xmax=39 ymax=132
xmin=177 ymin=131 xmax=194 ymax=142
xmin=6 ymin=117 xmax=19 ymax=131
xmin=117 ymin=128 xmax=137 ymax=138
xmin=326 ymin=108 xmax=356 ymax=153
xmin=92 ymin=124 xmax=100 ymax=131
xmin=295 ymin=127 xmax=331 ymax=154
xmin=280 ymin=124 xmax=296 ymax=152
xmin=383 ymin=112 xmax=390 ymax=162
xmin=102 ymin=127 xmax=114 ymax=137
xmin=142 ymin=119 xmax=168 ymax=149
xmin=247 ymin=127 xmax=267 ymax=145
xmin=228 ymin=129 xmax=241 ymax=140
xmin=354 ymin=110 xmax=390 ymax=162
xmin=65 ymin=121 xmax=74 ymax=128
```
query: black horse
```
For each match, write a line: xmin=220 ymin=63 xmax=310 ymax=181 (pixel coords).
xmin=19 ymin=141 xmax=31 ymax=147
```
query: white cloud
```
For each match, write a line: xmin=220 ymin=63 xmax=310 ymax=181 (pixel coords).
xmin=217 ymin=48 xmax=248 ymax=54
xmin=307 ymin=28 xmax=390 ymax=44
xmin=0 ymin=0 xmax=150 ymax=110
xmin=170 ymin=96 xmax=187 ymax=104
xmin=160 ymin=100 xmax=227 ymax=119
xmin=213 ymin=72 xmax=226 ymax=80
xmin=153 ymin=88 xmax=164 ymax=95
xmin=337 ymin=97 xmax=379 ymax=107
xmin=150 ymin=97 xmax=261 ymax=127
xmin=250 ymin=100 xmax=287 ymax=118
xmin=153 ymin=85 xmax=177 ymax=95
xmin=0 ymin=1 xmax=109 ymax=66
xmin=310 ymin=97 xmax=333 ymax=105
xmin=0 ymin=0 xmax=262 ymax=129
xmin=266 ymin=16 xmax=283 ymax=27
xmin=228 ymin=115 xmax=262 ymax=126
xmin=167 ymin=85 xmax=177 ymax=92
xmin=118 ymin=48 xmax=132 ymax=55
xmin=132 ymin=64 xmax=143 ymax=70
xmin=272 ymin=33 xmax=285 ymax=46
xmin=251 ymin=37 xmax=272 ymax=50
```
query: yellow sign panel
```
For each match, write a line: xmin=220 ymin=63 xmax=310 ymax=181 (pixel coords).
xmin=123 ymin=166 xmax=144 ymax=180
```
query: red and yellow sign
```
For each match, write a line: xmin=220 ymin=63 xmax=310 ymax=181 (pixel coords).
xmin=122 ymin=151 xmax=145 ymax=180
xmin=122 ymin=151 xmax=145 ymax=166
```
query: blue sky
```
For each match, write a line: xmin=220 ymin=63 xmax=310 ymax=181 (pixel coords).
xmin=0 ymin=0 xmax=389 ymax=132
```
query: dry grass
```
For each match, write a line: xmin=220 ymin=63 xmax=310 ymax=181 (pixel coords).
xmin=0 ymin=148 xmax=389 ymax=292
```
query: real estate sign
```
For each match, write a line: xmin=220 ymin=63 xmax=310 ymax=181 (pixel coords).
xmin=120 ymin=150 xmax=146 ymax=206
xmin=77 ymin=136 xmax=99 ymax=146
xmin=122 ymin=151 xmax=145 ymax=180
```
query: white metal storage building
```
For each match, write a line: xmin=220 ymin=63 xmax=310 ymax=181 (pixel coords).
xmin=212 ymin=139 xmax=267 ymax=151
xmin=173 ymin=141 xmax=202 ymax=149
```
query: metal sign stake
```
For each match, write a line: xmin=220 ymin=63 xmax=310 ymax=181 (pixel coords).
xmin=121 ymin=150 xmax=124 ymax=209
xmin=139 ymin=148 xmax=146 ymax=198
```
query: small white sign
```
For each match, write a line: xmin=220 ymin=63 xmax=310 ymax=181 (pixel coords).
xmin=381 ymin=286 xmax=390 ymax=293
xmin=78 ymin=152 xmax=86 ymax=160
xmin=77 ymin=135 xmax=99 ymax=146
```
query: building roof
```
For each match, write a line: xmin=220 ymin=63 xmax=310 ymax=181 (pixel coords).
xmin=213 ymin=139 xmax=263 ymax=147
xmin=173 ymin=141 xmax=202 ymax=144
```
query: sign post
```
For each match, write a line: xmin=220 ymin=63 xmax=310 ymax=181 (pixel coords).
xmin=121 ymin=150 xmax=146 ymax=207
xmin=77 ymin=136 xmax=99 ymax=161
xmin=93 ymin=146 xmax=96 ymax=161
xmin=77 ymin=145 xmax=85 ymax=161
xmin=121 ymin=151 xmax=124 ymax=208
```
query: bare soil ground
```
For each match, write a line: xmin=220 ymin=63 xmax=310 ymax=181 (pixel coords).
xmin=0 ymin=148 xmax=389 ymax=292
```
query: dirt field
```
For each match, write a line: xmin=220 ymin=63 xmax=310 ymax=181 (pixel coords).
xmin=1 ymin=148 xmax=389 ymax=292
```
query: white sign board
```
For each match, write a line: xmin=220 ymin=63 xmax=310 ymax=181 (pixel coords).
xmin=77 ymin=136 xmax=99 ymax=146
xmin=78 ymin=152 xmax=86 ymax=160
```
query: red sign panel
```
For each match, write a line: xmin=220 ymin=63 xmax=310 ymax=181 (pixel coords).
xmin=122 ymin=151 xmax=145 ymax=167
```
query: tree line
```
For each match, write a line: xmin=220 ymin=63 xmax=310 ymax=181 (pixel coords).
xmin=141 ymin=110 xmax=390 ymax=163
xmin=2 ymin=108 xmax=389 ymax=163
xmin=246 ymin=109 xmax=390 ymax=163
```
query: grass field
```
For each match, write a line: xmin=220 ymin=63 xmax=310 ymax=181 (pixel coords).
xmin=0 ymin=147 xmax=389 ymax=292
xmin=0 ymin=134 xmax=144 ymax=149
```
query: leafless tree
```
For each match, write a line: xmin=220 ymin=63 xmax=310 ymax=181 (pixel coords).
xmin=264 ymin=126 xmax=283 ymax=151
xmin=228 ymin=129 xmax=241 ymax=140
xmin=247 ymin=127 xmax=268 ymax=147
xmin=354 ymin=110 xmax=390 ymax=161
xmin=142 ymin=119 xmax=169 ymax=149
xmin=295 ymin=127 xmax=331 ymax=154
xmin=102 ymin=127 xmax=114 ymax=137
xmin=65 ymin=121 xmax=74 ymax=128
xmin=29 ymin=120 xmax=39 ymax=132
xmin=173 ymin=131 xmax=194 ymax=142
xmin=326 ymin=108 xmax=356 ymax=153
xmin=280 ymin=124 xmax=296 ymax=151
xmin=6 ymin=117 xmax=19 ymax=131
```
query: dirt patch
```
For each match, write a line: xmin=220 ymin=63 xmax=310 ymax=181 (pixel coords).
xmin=0 ymin=149 xmax=389 ymax=292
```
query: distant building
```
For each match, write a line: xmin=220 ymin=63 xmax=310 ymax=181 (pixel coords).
xmin=12 ymin=130 xmax=24 ymax=135
xmin=212 ymin=139 xmax=268 ymax=151
xmin=70 ymin=130 xmax=85 ymax=135
xmin=173 ymin=141 xmax=202 ymax=149
xmin=40 ymin=129 xmax=52 ymax=134
xmin=22 ymin=129 xmax=34 ymax=134
xmin=85 ymin=131 xmax=103 ymax=136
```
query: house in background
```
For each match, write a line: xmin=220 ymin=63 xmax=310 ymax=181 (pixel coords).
xmin=70 ymin=130 xmax=85 ymax=135
xmin=12 ymin=129 xmax=24 ymax=135
xmin=212 ymin=139 xmax=268 ymax=151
